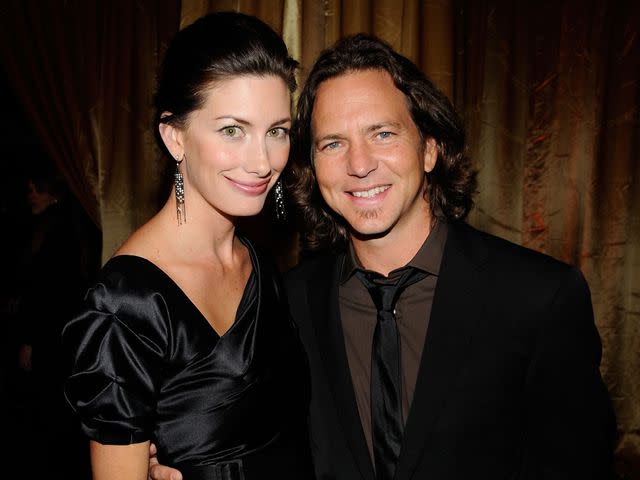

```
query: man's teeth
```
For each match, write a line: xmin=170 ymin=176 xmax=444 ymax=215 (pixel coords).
xmin=351 ymin=186 xmax=389 ymax=198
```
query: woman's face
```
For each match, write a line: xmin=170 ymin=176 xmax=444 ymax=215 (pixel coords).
xmin=172 ymin=75 xmax=291 ymax=219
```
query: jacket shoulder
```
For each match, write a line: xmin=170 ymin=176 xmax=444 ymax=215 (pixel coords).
xmin=454 ymin=223 xmax=589 ymax=304
xmin=459 ymin=223 xmax=575 ymax=275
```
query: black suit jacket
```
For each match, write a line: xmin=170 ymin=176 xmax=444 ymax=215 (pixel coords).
xmin=284 ymin=222 xmax=615 ymax=480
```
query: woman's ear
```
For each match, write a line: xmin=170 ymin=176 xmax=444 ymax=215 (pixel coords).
xmin=423 ymin=137 xmax=438 ymax=173
xmin=158 ymin=113 xmax=184 ymax=159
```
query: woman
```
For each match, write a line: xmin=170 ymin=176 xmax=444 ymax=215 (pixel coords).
xmin=63 ymin=12 xmax=313 ymax=480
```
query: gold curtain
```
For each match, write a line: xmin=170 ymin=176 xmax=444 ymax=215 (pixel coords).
xmin=459 ymin=2 xmax=640 ymax=476
xmin=0 ymin=0 xmax=181 ymax=263
xmin=180 ymin=0 xmax=454 ymax=96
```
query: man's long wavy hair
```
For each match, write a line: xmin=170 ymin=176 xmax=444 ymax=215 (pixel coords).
xmin=286 ymin=33 xmax=477 ymax=253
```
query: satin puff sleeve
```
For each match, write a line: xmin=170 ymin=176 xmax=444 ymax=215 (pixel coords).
xmin=62 ymin=260 xmax=169 ymax=445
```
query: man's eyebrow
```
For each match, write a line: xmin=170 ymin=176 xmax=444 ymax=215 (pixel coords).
xmin=314 ymin=133 xmax=345 ymax=144
xmin=313 ymin=121 xmax=403 ymax=144
xmin=366 ymin=121 xmax=402 ymax=132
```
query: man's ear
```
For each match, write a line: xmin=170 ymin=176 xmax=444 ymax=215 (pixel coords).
xmin=158 ymin=113 xmax=184 ymax=159
xmin=423 ymin=137 xmax=437 ymax=173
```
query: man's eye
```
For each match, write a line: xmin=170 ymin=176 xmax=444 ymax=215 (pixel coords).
xmin=377 ymin=131 xmax=393 ymax=139
xmin=323 ymin=141 xmax=340 ymax=150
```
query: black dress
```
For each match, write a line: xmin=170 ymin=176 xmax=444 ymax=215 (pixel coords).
xmin=63 ymin=239 xmax=314 ymax=480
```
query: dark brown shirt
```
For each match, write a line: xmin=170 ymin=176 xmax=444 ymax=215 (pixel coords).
xmin=338 ymin=221 xmax=448 ymax=461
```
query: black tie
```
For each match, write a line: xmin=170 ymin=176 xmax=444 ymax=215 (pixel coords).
xmin=355 ymin=267 xmax=427 ymax=480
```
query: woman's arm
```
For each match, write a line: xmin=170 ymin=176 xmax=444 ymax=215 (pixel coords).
xmin=91 ymin=440 xmax=151 ymax=480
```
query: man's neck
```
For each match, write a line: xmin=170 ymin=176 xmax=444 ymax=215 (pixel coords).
xmin=350 ymin=215 xmax=433 ymax=277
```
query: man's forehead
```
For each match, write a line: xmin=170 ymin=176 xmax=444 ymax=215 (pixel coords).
xmin=310 ymin=70 xmax=412 ymax=134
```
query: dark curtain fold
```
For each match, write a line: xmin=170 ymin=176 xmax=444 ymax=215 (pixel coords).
xmin=0 ymin=0 xmax=181 ymax=261
xmin=0 ymin=1 xmax=102 ymax=225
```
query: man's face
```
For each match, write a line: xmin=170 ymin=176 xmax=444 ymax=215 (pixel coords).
xmin=311 ymin=69 xmax=436 ymax=241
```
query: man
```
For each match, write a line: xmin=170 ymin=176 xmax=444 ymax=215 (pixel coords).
xmin=150 ymin=33 xmax=615 ymax=480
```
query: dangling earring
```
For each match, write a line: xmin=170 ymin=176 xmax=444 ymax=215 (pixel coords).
xmin=174 ymin=154 xmax=186 ymax=225
xmin=273 ymin=178 xmax=286 ymax=222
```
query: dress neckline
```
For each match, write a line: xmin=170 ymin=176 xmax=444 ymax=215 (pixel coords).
xmin=105 ymin=236 xmax=259 ymax=339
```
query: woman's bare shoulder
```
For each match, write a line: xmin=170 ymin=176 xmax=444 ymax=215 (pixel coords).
xmin=112 ymin=214 xmax=170 ymax=262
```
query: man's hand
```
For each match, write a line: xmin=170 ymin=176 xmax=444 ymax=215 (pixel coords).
xmin=148 ymin=443 xmax=183 ymax=480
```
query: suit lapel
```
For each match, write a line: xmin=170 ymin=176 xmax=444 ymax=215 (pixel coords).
xmin=307 ymin=253 xmax=376 ymax=480
xmin=394 ymin=222 xmax=488 ymax=479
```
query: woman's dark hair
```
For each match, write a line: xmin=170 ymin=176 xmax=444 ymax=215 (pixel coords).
xmin=153 ymin=11 xmax=298 ymax=157
xmin=287 ymin=33 xmax=477 ymax=252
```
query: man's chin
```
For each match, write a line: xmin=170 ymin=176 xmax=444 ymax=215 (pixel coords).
xmin=348 ymin=222 xmax=394 ymax=241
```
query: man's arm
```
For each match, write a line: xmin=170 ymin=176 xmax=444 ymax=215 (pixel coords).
xmin=148 ymin=443 xmax=182 ymax=480
xmin=521 ymin=268 xmax=616 ymax=479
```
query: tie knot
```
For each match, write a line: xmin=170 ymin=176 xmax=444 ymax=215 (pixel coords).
xmin=372 ymin=283 xmax=398 ymax=314
xmin=356 ymin=266 xmax=427 ymax=315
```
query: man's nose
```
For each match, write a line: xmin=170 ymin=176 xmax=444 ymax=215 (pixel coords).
xmin=346 ymin=141 xmax=377 ymax=177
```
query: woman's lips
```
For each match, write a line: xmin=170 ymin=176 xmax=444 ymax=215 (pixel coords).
xmin=226 ymin=177 xmax=271 ymax=195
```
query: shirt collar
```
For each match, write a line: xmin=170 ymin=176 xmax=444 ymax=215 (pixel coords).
xmin=340 ymin=220 xmax=449 ymax=285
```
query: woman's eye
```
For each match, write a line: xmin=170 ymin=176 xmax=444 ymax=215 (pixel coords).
xmin=221 ymin=126 xmax=242 ymax=137
xmin=267 ymin=127 xmax=289 ymax=138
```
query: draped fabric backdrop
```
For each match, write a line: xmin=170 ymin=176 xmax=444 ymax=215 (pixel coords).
xmin=0 ymin=0 xmax=637 ymax=476
xmin=0 ymin=1 xmax=180 ymax=263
